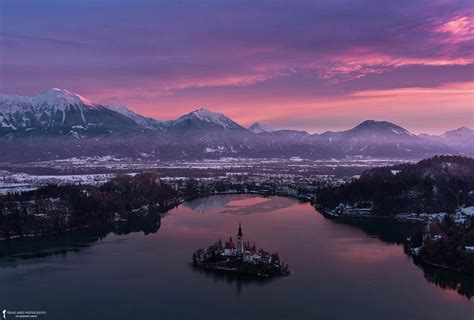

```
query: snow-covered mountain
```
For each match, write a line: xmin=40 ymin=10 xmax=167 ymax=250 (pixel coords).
xmin=0 ymin=88 xmax=144 ymax=134
xmin=169 ymin=108 xmax=246 ymax=133
xmin=104 ymin=104 xmax=163 ymax=130
xmin=0 ymin=89 xmax=467 ymax=161
xmin=161 ymin=108 xmax=256 ymax=158
xmin=420 ymin=127 xmax=474 ymax=155
xmin=248 ymin=122 xmax=274 ymax=133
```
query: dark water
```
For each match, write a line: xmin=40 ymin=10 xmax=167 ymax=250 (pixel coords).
xmin=1 ymin=195 xmax=472 ymax=320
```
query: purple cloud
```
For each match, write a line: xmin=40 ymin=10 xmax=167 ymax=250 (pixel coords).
xmin=0 ymin=0 xmax=472 ymax=133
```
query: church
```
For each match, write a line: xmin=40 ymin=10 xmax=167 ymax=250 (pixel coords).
xmin=223 ymin=223 xmax=244 ymax=256
xmin=192 ymin=223 xmax=290 ymax=277
xmin=221 ymin=224 xmax=270 ymax=265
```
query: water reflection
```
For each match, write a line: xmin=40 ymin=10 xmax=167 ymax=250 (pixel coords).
xmin=183 ymin=194 xmax=282 ymax=214
xmin=190 ymin=263 xmax=275 ymax=296
xmin=184 ymin=195 xmax=236 ymax=213
xmin=321 ymin=214 xmax=473 ymax=300
xmin=0 ymin=194 xmax=472 ymax=307
xmin=0 ymin=213 xmax=162 ymax=266
xmin=414 ymin=259 xmax=474 ymax=300
xmin=327 ymin=216 xmax=422 ymax=245
xmin=219 ymin=196 xmax=296 ymax=215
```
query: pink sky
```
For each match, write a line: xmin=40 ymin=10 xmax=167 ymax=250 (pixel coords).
xmin=1 ymin=1 xmax=473 ymax=134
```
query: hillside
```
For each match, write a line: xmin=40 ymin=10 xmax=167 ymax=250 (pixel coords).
xmin=0 ymin=172 xmax=177 ymax=239
xmin=316 ymin=156 xmax=474 ymax=215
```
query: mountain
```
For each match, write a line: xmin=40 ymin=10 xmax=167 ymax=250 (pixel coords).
xmin=0 ymin=89 xmax=468 ymax=162
xmin=153 ymin=108 xmax=259 ymax=158
xmin=271 ymin=129 xmax=311 ymax=139
xmin=318 ymin=120 xmax=454 ymax=157
xmin=248 ymin=122 xmax=273 ymax=133
xmin=420 ymin=127 xmax=474 ymax=156
xmin=104 ymin=104 xmax=163 ymax=130
xmin=168 ymin=108 xmax=246 ymax=133
xmin=247 ymin=123 xmax=321 ymax=158
xmin=0 ymin=88 xmax=144 ymax=135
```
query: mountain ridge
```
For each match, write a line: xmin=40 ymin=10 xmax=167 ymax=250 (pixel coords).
xmin=0 ymin=88 xmax=470 ymax=161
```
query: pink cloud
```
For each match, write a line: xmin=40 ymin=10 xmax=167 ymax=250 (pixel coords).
xmin=319 ymin=53 xmax=474 ymax=83
xmin=351 ymin=81 xmax=474 ymax=97
xmin=435 ymin=15 xmax=474 ymax=43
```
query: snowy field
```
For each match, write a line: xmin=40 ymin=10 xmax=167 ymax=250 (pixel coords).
xmin=0 ymin=156 xmax=412 ymax=195
xmin=0 ymin=170 xmax=117 ymax=195
xmin=2 ymin=156 xmax=411 ymax=171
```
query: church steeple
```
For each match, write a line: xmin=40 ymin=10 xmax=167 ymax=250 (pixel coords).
xmin=237 ymin=223 xmax=243 ymax=254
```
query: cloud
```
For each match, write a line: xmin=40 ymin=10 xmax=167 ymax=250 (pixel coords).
xmin=435 ymin=15 xmax=474 ymax=44
xmin=2 ymin=0 xmax=472 ymax=93
xmin=0 ymin=0 xmax=472 ymax=134
xmin=351 ymin=81 xmax=474 ymax=97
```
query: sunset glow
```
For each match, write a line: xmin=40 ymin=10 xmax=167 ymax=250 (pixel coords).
xmin=1 ymin=0 xmax=472 ymax=133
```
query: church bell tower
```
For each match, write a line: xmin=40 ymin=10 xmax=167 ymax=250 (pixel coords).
xmin=237 ymin=223 xmax=243 ymax=254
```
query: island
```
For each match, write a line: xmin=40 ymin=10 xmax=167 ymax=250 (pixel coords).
xmin=192 ymin=224 xmax=290 ymax=278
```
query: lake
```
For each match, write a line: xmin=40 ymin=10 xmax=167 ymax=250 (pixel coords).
xmin=0 ymin=195 xmax=472 ymax=319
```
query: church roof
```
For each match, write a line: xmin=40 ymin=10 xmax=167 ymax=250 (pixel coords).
xmin=225 ymin=241 xmax=236 ymax=249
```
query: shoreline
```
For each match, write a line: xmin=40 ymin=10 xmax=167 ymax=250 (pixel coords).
xmin=411 ymin=255 xmax=474 ymax=275
xmin=0 ymin=189 xmax=312 ymax=242
xmin=2 ymin=191 xmax=471 ymax=278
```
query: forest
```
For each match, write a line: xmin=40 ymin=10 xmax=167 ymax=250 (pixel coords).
xmin=407 ymin=214 xmax=474 ymax=274
xmin=317 ymin=155 xmax=474 ymax=215
xmin=0 ymin=172 xmax=178 ymax=239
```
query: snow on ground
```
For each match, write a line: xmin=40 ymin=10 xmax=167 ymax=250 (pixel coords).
xmin=0 ymin=156 xmax=411 ymax=196
xmin=0 ymin=172 xmax=120 ymax=195
xmin=461 ymin=206 xmax=474 ymax=216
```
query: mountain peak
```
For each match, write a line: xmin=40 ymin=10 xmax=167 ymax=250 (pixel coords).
xmin=35 ymin=88 xmax=94 ymax=108
xmin=174 ymin=108 xmax=243 ymax=130
xmin=48 ymin=87 xmax=64 ymax=92
xmin=352 ymin=120 xmax=415 ymax=136
xmin=356 ymin=119 xmax=391 ymax=127
xmin=444 ymin=127 xmax=473 ymax=135
xmin=190 ymin=107 xmax=221 ymax=117
xmin=249 ymin=121 xmax=273 ymax=133
xmin=0 ymin=88 xmax=147 ymax=132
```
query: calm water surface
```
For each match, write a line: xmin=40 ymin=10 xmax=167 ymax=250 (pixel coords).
xmin=1 ymin=195 xmax=473 ymax=319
